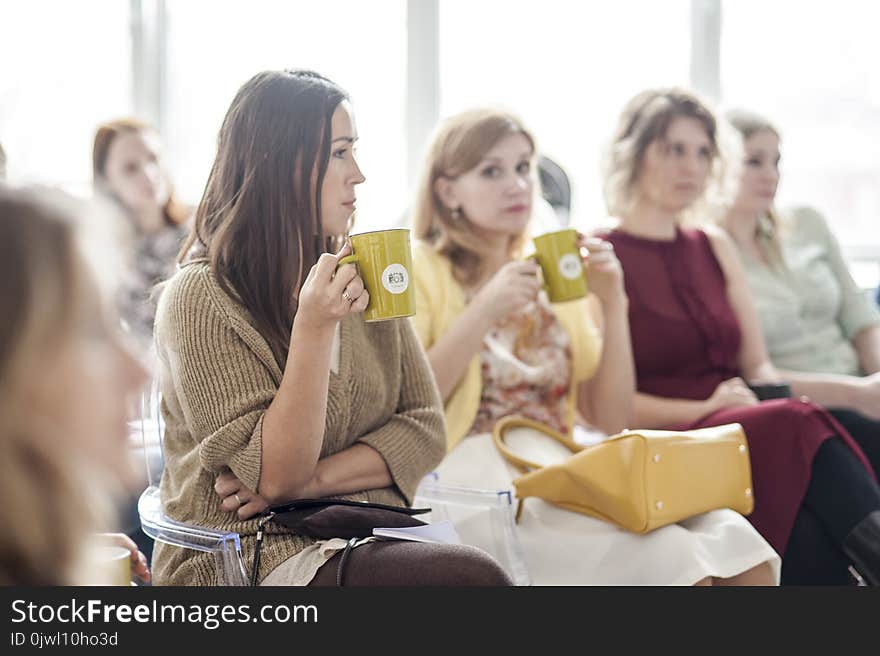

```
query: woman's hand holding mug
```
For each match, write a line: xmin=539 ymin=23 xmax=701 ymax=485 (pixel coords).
xmin=472 ymin=260 xmax=542 ymax=324
xmin=577 ymin=234 xmax=626 ymax=308
xmin=295 ymin=242 xmax=370 ymax=334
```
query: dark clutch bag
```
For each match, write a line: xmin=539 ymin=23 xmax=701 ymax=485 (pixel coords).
xmin=250 ymin=498 xmax=431 ymax=586
xmin=268 ymin=498 xmax=430 ymax=539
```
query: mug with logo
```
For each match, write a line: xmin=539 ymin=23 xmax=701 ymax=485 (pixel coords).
xmin=338 ymin=228 xmax=415 ymax=322
xmin=530 ymin=228 xmax=588 ymax=303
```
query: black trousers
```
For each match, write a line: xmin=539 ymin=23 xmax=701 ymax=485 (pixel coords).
xmin=827 ymin=407 xmax=880 ymax=475
xmin=782 ymin=438 xmax=880 ymax=584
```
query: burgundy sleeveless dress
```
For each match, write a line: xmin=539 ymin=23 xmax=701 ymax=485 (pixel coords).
xmin=604 ymin=227 xmax=874 ymax=553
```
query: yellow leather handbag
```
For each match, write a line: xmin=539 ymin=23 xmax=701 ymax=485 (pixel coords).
xmin=492 ymin=416 xmax=755 ymax=534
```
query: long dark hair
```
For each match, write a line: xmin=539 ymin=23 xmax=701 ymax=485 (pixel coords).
xmin=180 ymin=69 xmax=348 ymax=365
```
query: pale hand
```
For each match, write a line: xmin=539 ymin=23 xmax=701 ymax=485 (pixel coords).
xmin=577 ymin=234 xmax=626 ymax=307
xmin=295 ymin=241 xmax=370 ymax=333
xmin=471 ymin=260 xmax=542 ymax=323
xmin=704 ymin=377 xmax=759 ymax=415
xmin=215 ymin=470 xmax=270 ymax=521
xmin=854 ymin=373 xmax=880 ymax=420
xmin=97 ymin=533 xmax=151 ymax=583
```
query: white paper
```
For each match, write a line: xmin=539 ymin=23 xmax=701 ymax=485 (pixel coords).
xmin=372 ymin=520 xmax=462 ymax=544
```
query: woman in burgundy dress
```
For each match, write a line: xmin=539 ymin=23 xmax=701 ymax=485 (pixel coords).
xmin=599 ymin=88 xmax=880 ymax=585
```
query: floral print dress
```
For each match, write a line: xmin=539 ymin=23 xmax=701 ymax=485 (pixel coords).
xmin=468 ymin=292 xmax=572 ymax=436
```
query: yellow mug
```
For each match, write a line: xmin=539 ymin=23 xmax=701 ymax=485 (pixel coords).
xmin=86 ymin=545 xmax=131 ymax=586
xmin=338 ymin=228 xmax=416 ymax=322
xmin=530 ymin=228 xmax=588 ymax=303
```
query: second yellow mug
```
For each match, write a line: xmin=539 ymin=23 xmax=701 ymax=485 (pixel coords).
xmin=530 ymin=228 xmax=588 ymax=303
xmin=338 ymin=228 xmax=415 ymax=322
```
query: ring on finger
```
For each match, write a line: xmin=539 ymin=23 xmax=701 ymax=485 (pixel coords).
xmin=342 ymin=289 xmax=353 ymax=303
xmin=233 ymin=493 xmax=245 ymax=506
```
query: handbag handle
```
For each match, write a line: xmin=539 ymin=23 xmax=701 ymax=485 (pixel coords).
xmin=268 ymin=498 xmax=431 ymax=516
xmin=492 ymin=415 xmax=585 ymax=473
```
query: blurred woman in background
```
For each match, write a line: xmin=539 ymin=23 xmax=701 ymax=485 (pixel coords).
xmin=93 ymin=118 xmax=190 ymax=345
xmin=721 ymin=109 xmax=880 ymax=473
xmin=600 ymin=88 xmax=880 ymax=585
xmin=0 ymin=187 xmax=149 ymax=584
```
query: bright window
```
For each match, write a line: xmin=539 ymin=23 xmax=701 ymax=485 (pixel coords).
xmin=164 ymin=0 xmax=407 ymax=233
xmin=721 ymin=0 xmax=880 ymax=253
xmin=0 ymin=0 xmax=132 ymax=196
xmin=439 ymin=0 xmax=691 ymax=229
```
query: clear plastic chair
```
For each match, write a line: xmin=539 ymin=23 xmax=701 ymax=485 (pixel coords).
xmin=133 ymin=379 xmax=249 ymax=586
xmin=414 ymin=473 xmax=531 ymax=586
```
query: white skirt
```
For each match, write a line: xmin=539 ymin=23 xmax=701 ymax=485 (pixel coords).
xmin=436 ymin=431 xmax=781 ymax=586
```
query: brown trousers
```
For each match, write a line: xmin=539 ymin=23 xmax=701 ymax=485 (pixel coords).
xmin=309 ymin=540 xmax=513 ymax=586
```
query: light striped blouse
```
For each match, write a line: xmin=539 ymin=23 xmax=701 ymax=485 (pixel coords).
xmin=736 ymin=206 xmax=879 ymax=376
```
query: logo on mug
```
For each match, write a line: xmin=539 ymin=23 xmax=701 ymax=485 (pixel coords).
xmin=558 ymin=253 xmax=583 ymax=280
xmin=382 ymin=264 xmax=410 ymax=294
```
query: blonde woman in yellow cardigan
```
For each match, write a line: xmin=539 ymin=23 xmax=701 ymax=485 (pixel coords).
xmin=410 ymin=108 xmax=780 ymax=585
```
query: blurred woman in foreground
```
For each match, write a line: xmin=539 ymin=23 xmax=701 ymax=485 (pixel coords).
xmin=0 ymin=187 xmax=149 ymax=584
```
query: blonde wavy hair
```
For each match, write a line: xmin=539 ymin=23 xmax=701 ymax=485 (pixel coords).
xmin=411 ymin=108 xmax=536 ymax=286
xmin=602 ymin=88 xmax=741 ymax=225
xmin=0 ymin=188 xmax=112 ymax=584
xmin=724 ymin=108 xmax=787 ymax=265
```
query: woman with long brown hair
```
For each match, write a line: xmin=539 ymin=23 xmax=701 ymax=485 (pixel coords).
xmin=0 ymin=187 xmax=149 ymax=584
xmin=152 ymin=70 xmax=511 ymax=586
xmin=93 ymin=118 xmax=190 ymax=344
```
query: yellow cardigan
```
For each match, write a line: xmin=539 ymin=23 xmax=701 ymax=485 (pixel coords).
xmin=411 ymin=240 xmax=602 ymax=451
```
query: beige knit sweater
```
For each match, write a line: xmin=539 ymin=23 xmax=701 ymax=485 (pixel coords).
xmin=152 ymin=261 xmax=447 ymax=586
